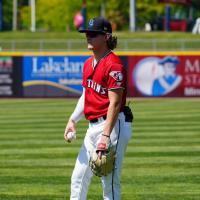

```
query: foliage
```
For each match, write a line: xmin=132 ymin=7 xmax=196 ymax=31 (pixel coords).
xmin=83 ymin=0 xmax=102 ymax=21
xmin=20 ymin=6 xmax=31 ymax=30
xmin=191 ymin=0 xmax=200 ymax=6
xmin=2 ymin=0 xmax=200 ymax=31
xmin=105 ymin=0 xmax=129 ymax=30
xmin=137 ymin=0 xmax=165 ymax=30
xmin=2 ymin=0 xmax=12 ymax=30
xmin=21 ymin=0 xmax=70 ymax=31
xmin=20 ymin=0 xmax=102 ymax=31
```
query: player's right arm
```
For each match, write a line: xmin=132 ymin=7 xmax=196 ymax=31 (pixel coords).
xmin=64 ymin=88 xmax=85 ymax=141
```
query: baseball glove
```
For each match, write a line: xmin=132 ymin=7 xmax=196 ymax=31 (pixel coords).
xmin=89 ymin=143 xmax=116 ymax=177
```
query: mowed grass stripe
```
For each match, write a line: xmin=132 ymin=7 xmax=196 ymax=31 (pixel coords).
xmin=1 ymin=157 xmax=200 ymax=168
xmin=0 ymin=98 xmax=200 ymax=200
xmin=1 ymin=175 xmax=199 ymax=186
xmin=1 ymin=128 xmax=199 ymax=136
xmin=1 ymin=111 xmax=199 ymax=118
xmin=1 ymin=139 xmax=199 ymax=148
xmin=2 ymin=135 xmax=200 ymax=143
xmin=1 ymin=164 xmax=199 ymax=176
xmin=2 ymin=121 xmax=200 ymax=129
xmin=2 ymin=151 xmax=199 ymax=159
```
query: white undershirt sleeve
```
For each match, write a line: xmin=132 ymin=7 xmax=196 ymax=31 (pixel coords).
xmin=69 ymin=88 xmax=85 ymax=123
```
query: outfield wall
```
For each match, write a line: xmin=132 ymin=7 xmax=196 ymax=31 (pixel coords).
xmin=0 ymin=51 xmax=200 ymax=97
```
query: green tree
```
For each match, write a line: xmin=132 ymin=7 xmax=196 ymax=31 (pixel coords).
xmin=2 ymin=0 xmax=12 ymax=30
xmin=20 ymin=0 xmax=102 ymax=31
xmin=21 ymin=0 xmax=70 ymax=31
xmin=105 ymin=0 xmax=129 ymax=30
xmin=19 ymin=0 xmax=166 ymax=31
xmin=2 ymin=0 xmax=29 ymax=30
xmin=191 ymin=0 xmax=200 ymax=6
xmin=137 ymin=0 xmax=165 ymax=30
xmin=4 ymin=0 xmax=200 ymax=32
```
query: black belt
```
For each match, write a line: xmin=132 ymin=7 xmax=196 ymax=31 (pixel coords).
xmin=89 ymin=115 xmax=107 ymax=123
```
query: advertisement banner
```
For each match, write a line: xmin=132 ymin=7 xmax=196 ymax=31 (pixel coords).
xmin=0 ymin=56 xmax=22 ymax=97
xmin=0 ymin=56 xmax=13 ymax=96
xmin=128 ymin=55 xmax=200 ymax=97
xmin=23 ymin=56 xmax=89 ymax=97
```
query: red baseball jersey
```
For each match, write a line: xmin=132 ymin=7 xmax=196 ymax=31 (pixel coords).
xmin=82 ymin=52 xmax=127 ymax=120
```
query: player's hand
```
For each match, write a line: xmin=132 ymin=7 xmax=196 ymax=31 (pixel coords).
xmin=64 ymin=119 xmax=76 ymax=142
xmin=97 ymin=134 xmax=110 ymax=150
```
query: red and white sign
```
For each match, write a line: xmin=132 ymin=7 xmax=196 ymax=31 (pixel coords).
xmin=127 ymin=55 xmax=200 ymax=97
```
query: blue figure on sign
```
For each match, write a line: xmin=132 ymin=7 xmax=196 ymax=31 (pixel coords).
xmin=152 ymin=56 xmax=182 ymax=96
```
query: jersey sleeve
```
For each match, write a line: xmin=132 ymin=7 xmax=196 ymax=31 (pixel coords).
xmin=106 ymin=63 xmax=126 ymax=90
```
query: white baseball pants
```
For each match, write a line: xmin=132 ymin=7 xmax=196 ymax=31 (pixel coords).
xmin=70 ymin=112 xmax=132 ymax=200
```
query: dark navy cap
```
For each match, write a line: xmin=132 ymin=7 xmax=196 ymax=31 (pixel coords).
xmin=79 ymin=17 xmax=112 ymax=34
xmin=159 ymin=56 xmax=180 ymax=65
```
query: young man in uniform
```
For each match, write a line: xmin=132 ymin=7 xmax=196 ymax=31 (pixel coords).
xmin=64 ymin=17 xmax=133 ymax=200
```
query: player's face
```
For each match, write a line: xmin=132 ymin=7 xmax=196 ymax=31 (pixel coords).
xmin=85 ymin=32 xmax=106 ymax=50
xmin=163 ymin=62 xmax=176 ymax=76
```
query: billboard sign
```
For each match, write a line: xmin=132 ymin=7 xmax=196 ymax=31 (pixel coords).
xmin=0 ymin=57 xmax=14 ymax=96
xmin=128 ymin=55 xmax=200 ymax=97
xmin=23 ymin=56 xmax=89 ymax=97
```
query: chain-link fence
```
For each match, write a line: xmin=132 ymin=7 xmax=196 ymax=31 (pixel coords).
xmin=0 ymin=38 xmax=200 ymax=51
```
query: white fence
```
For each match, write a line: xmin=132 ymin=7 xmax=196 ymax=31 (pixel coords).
xmin=0 ymin=38 xmax=200 ymax=51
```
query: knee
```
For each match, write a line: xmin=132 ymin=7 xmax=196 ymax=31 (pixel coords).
xmin=71 ymin=169 xmax=83 ymax=186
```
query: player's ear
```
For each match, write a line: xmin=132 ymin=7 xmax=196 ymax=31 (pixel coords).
xmin=105 ymin=33 xmax=111 ymax=41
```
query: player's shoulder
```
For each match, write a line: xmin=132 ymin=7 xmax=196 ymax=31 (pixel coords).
xmin=105 ymin=52 xmax=124 ymax=70
xmin=84 ymin=56 xmax=93 ymax=65
xmin=107 ymin=52 xmax=122 ymax=64
xmin=83 ymin=56 xmax=93 ymax=72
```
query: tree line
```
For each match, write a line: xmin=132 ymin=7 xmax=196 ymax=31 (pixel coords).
xmin=2 ymin=0 xmax=200 ymax=31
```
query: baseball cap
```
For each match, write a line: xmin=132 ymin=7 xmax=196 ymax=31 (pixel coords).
xmin=78 ymin=17 xmax=112 ymax=34
xmin=159 ymin=56 xmax=180 ymax=65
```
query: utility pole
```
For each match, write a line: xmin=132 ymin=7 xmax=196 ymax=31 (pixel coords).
xmin=129 ymin=0 xmax=136 ymax=32
xmin=12 ymin=0 xmax=18 ymax=31
xmin=30 ymin=0 xmax=36 ymax=32
xmin=101 ymin=0 xmax=106 ymax=18
xmin=0 ymin=0 xmax=2 ymax=31
xmin=81 ymin=0 xmax=87 ymax=29
xmin=165 ymin=4 xmax=170 ymax=32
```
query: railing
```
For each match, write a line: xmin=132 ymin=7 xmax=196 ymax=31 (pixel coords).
xmin=0 ymin=38 xmax=200 ymax=51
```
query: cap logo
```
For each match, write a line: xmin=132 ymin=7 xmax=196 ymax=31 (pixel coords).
xmin=89 ymin=19 xmax=94 ymax=27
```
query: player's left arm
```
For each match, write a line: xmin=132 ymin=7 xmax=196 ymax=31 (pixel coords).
xmin=105 ymin=88 xmax=123 ymax=134
xmin=100 ymin=88 xmax=123 ymax=145
xmin=98 ymin=62 xmax=125 ymax=146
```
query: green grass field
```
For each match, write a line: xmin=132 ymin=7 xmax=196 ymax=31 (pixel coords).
xmin=1 ymin=31 xmax=200 ymax=39
xmin=0 ymin=31 xmax=200 ymax=51
xmin=0 ymin=98 xmax=200 ymax=200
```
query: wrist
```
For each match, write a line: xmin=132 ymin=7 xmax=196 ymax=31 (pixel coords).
xmin=102 ymin=134 xmax=110 ymax=138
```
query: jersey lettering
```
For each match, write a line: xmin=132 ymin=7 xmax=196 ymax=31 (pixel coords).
xmin=83 ymin=52 xmax=126 ymax=120
xmin=87 ymin=79 xmax=106 ymax=94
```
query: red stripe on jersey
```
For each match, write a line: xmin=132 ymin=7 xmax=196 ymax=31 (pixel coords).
xmin=82 ymin=52 xmax=127 ymax=120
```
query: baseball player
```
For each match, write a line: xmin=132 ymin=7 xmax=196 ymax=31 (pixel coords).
xmin=64 ymin=17 xmax=133 ymax=200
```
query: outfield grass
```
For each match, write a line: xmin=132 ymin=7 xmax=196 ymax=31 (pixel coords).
xmin=0 ymin=31 xmax=200 ymax=51
xmin=1 ymin=31 xmax=200 ymax=39
xmin=0 ymin=98 xmax=200 ymax=200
